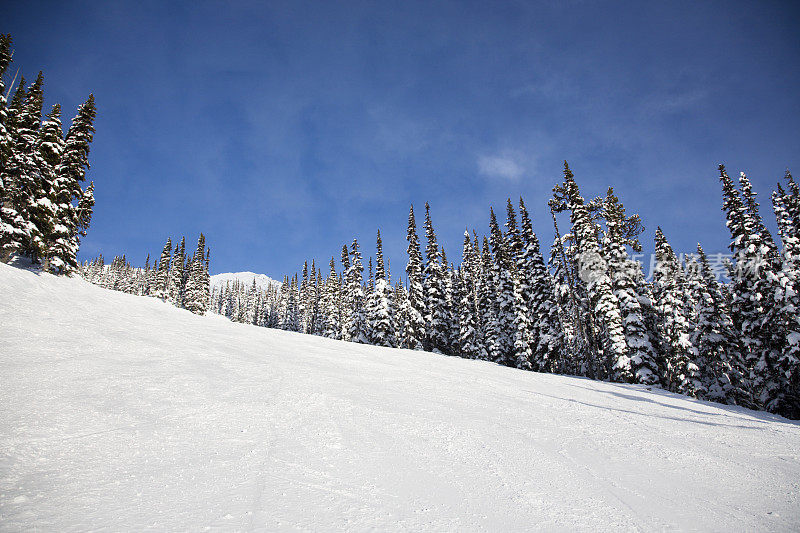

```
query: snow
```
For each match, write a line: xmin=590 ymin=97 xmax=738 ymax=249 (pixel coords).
xmin=1 ymin=262 xmax=799 ymax=531
xmin=210 ymin=271 xmax=281 ymax=290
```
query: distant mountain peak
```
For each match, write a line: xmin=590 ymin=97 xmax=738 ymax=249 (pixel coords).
xmin=210 ymin=271 xmax=281 ymax=289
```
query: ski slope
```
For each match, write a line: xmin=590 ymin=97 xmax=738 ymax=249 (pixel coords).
xmin=1 ymin=263 xmax=799 ymax=532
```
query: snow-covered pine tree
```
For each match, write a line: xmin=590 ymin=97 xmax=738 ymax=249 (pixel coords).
xmin=740 ymin=172 xmax=779 ymax=262
xmin=153 ymin=238 xmax=172 ymax=299
xmin=0 ymin=36 xmax=13 ymax=248
xmin=320 ymin=257 xmax=342 ymax=339
xmin=0 ymin=74 xmax=43 ymax=261
xmin=73 ymin=180 xmax=94 ymax=244
xmin=488 ymin=208 xmax=515 ymax=365
xmin=404 ymin=205 xmax=426 ymax=350
xmin=0 ymin=34 xmax=12 ymax=169
xmin=445 ymin=255 xmax=463 ymax=356
xmin=772 ymin=176 xmax=800 ymax=416
xmin=299 ymin=261 xmax=309 ymax=333
xmin=502 ymin=200 xmax=534 ymax=369
xmin=774 ymin=174 xmax=800 ymax=264
xmin=653 ymin=227 xmax=704 ymax=397
xmin=308 ymin=260 xmax=321 ymax=335
xmin=167 ymin=237 xmax=186 ymax=307
xmin=17 ymin=74 xmax=48 ymax=261
xmin=548 ymin=205 xmax=586 ymax=375
xmin=281 ymin=275 xmax=300 ymax=331
xmin=718 ymin=165 xmax=795 ymax=413
xmin=423 ymin=203 xmax=449 ymax=354
xmin=367 ymin=230 xmax=395 ymax=347
xmin=458 ymin=230 xmax=480 ymax=359
xmin=202 ymin=247 xmax=211 ymax=311
xmin=511 ymin=272 xmax=533 ymax=370
xmin=36 ymin=104 xmax=68 ymax=273
xmin=478 ymin=236 xmax=500 ymax=362
xmin=393 ymin=276 xmax=410 ymax=347
xmin=601 ymin=188 xmax=660 ymax=384
xmin=440 ymin=247 xmax=459 ymax=355
xmin=184 ymin=234 xmax=209 ymax=315
xmin=58 ymin=94 xmax=96 ymax=258
xmin=0 ymin=75 xmax=30 ymax=261
xmin=518 ymin=198 xmax=565 ymax=373
xmin=47 ymin=95 xmax=96 ymax=271
xmin=141 ymin=253 xmax=151 ymax=295
xmin=719 ymin=166 xmax=764 ymax=372
xmin=552 ymin=162 xmax=626 ymax=379
xmin=687 ymin=244 xmax=752 ymax=406
xmin=345 ymin=239 xmax=368 ymax=343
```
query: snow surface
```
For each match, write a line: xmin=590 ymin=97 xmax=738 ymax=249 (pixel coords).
xmin=210 ymin=271 xmax=280 ymax=291
xmin=1 ymin=262 xmax=799 ymax=531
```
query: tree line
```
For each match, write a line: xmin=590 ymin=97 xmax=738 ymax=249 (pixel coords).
xmin=0 ymin=34 xmax=96 ymax=273
xmin=80 ymin=234 xmax=211 ymax=315
xmin=213 ymin=163 xmax=800 ymax=419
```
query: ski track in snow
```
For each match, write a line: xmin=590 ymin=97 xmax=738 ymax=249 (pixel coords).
xmin=1 ymin=263 xmax=799 ymax=531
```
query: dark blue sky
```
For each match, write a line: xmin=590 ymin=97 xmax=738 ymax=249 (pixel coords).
xmin=6 ymin=0 xmax=800 ymax=277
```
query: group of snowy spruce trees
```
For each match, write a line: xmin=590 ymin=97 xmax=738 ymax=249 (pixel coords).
xmin=80 ymin=234 xmax=212 ymax=315
xmin=213 ymin=162 xmax=800 ymax=419
xmin=0 ymin=35 xmax=97 ymax=273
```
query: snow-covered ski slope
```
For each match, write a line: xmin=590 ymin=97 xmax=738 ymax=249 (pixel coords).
xmin=1 ymin=263 xmax=799 ymax=532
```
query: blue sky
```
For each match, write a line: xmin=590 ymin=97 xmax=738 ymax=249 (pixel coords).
xmin=6 ymin=0 xmax=800 ymax=277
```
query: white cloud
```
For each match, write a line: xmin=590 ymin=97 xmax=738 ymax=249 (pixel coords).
xmin=478 ymin=154 xmax=524 ymax=180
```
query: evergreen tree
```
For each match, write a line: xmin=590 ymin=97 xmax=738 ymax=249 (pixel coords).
xmin=653 ymin=227 xmax=704 ymax=397
xmin=168 ymin=236 xmax=186 ymax=307
xmin=719 ymin=165 xmax=798 ymax=414
xmin=16 ymin=74 xmax=46 ymax=260
xmin=423 ymin=202 xmax=449 ymax=353
xmin=282 ymin=275 xmax=300 ymax=331
xmin=552 ymin=162 xmax=627 ymax=379
xmin=458 ymin=230 xmax=480 ymax=358
xmin=345 ymin=239 xmax=367 ymax=343
xmin=184 ymin=234 xmax=209 ymax=315
xmin=321 ymin=258 xmax=342 ymax=339
xmin=602 ymin=188 xmax=660 ymax=384
xmin=393 ymin=277 xmax=410 ymax=347
xmin=519 ymin=198 xmax=565 ymax=373
xmin=441 ymin=248 xmax=459 ymax=354
xmin=0 ymin=34 xmax=13 ymax=169
xmin=488 ymin=207 xmax=515 ymax=365
xmin=37 ymin=104 xmax=69 ymax=273
xmin=547 ymin=208 xmax=586 ymax=375
xmin=367 ymin=230 xmax=395 ymax=347
xmin=153 ymin=238 xmax=172 ymax=299
xmin=478 ymin=236 xmax=501 ymax=362
xmin=0 ymin=74 xmax=40 ymax=260
xmin=57 ymin=95 xmax=96 ymax=267
xmin=404 ymin=205 xmax=426 ymax=350
xmin=687 ymin=244 xmax=752 ymax=406
xmin=512 ymin=273 xmax=534 ymax=370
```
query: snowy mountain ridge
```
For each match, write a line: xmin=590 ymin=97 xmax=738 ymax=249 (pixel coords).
xmin=210 ymin=271 xmax=281 ymax=290
xmin=2 ymin=262 xmax=799 ymax=531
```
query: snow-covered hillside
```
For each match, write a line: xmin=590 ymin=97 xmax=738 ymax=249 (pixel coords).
xmin=1 ymin=263 xmax=799 ymax=531
xmin=211 ymin=271 xmax=280 ymax=290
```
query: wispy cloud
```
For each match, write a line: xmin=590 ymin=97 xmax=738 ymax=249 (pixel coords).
xmin=478 ymin=154 xmax=525 ymax=180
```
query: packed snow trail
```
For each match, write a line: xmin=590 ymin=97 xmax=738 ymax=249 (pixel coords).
xmin=1 ymin=263 xmax=799 ymax=532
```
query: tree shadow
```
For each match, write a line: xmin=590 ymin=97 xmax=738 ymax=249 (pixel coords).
xmin=523 ymin=384 xmax=799 ymax=430
xmin=603 ymin=382 xmax=800 ymax=427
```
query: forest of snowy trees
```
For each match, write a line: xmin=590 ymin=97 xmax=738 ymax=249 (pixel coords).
xmin=212 ymin=163 xmax=800 ymax=419
xmin=1 ymin=33 xmax=796 ymax=420
xmin=79 ymin=234 xmax=212 ymax=315
xmin=0 ymin=35 xmax=97 ymax=273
